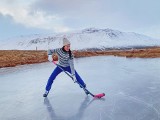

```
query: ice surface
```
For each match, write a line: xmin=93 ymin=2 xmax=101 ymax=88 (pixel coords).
xmin=0 ymin=56 xmax=160 ymax=120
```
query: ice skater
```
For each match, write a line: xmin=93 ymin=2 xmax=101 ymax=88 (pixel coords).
xmin=43 ymin=38 xmax=87 ymax=97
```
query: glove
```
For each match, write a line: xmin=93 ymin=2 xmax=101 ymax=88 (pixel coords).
xmin=72 ymin=74 xmax=77 ymax=83
xmin=48 ymin=55 xmax=53 ymax=62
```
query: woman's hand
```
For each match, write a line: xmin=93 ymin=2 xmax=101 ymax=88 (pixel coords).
xmin=72 ymin=74 xmax=77 ymax=83
xmin=48 ymin=55 xmax=53 ymax=62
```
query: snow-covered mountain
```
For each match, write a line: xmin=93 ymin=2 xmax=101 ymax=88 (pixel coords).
xmin=0 ymin=28 xmax=160 ymax=50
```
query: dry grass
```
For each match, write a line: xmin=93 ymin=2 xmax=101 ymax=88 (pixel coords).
xmin=74 ymin=47 xmax=160 ymax=58
xmin=1 ymin=47 xmax=160 ymax=68
xmin=0 ymin=50 xmax=48 ymax=68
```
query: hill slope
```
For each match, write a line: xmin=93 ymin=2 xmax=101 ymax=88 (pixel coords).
xmin=0 ymin=28 xmax=160 ymax=50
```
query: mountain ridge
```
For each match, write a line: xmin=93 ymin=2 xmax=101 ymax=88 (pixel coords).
xmin=0 ymin=28 xmax=159 ymax=50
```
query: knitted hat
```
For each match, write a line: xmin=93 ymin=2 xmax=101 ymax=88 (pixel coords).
xmin=63 ymin=38 xmax=70 ymax=46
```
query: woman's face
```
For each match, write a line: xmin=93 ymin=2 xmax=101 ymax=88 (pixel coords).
xmin=64 ymin=44 xmax=70 ymax=51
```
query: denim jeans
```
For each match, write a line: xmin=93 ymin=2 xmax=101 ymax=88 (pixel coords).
xmin=45 ymin=66 xmax=86 ymax=91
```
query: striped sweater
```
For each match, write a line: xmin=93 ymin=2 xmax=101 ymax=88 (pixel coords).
xmin=48 ymin=48 xmax=73 ymax=67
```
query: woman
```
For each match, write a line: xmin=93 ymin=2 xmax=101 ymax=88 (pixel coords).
xmin=43 ymin=38 xmax=87 ymax=97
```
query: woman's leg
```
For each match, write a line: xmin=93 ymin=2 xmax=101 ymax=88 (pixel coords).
xmin=45 ymin=66 xmax=62 ymax=91
xmin=75 ymin=71 xmax=86 ymax=88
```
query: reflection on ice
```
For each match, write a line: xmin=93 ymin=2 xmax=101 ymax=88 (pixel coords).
xmin=44 ymin=96 xmax=106 ymax=120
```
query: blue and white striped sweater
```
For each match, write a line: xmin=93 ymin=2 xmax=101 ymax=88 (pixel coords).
xmin=48 ymin=48 xmax=73 ymax=67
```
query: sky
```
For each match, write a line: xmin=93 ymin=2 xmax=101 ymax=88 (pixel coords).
xmin=0 ymin=0 xmax=160 ymax=41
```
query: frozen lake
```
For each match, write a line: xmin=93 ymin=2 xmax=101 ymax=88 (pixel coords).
xmin=0 ymin=56 xmax=160 ymax=120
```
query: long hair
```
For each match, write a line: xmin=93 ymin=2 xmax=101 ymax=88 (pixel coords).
xmin=69 ymin=49 xmax=72 ymax=59
xmin=62 ymin=46 xmax=72 ymax=59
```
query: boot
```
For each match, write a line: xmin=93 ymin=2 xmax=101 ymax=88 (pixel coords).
xmin=43 ymin=91 xmax=49 ymax=97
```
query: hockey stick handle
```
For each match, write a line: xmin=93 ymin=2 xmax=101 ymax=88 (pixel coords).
xmin=52 ymin=61 xmax=73 ymax=80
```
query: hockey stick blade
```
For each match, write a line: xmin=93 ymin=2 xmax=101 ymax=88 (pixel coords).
xmin=94 ymin=93 xmax=105 ymax=98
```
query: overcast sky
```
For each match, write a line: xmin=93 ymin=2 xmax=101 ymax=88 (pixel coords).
xmin=0 ymin=0 xmax=160 ymax=41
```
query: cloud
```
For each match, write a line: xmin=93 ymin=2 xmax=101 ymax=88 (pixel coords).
xmin=32 ymin=0 xmax=99 ymax=14
xmin=0 ymin=0 xmax=160 ymax=39
xmin=32 ymin=0 xmax=107 ymax=19
xmin=31 ymin=0 xmax=146 ymax=30
xmin=0 ymin=0 xmax=70 ymax=32
xmin=0 ymin=13 xmax=52 ymax=41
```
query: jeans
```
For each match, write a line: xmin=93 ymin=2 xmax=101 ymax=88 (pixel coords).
xmin=46 ymin=66 xmax=86 ymax=91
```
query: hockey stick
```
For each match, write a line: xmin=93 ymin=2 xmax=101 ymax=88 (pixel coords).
xmin=52 ymin=61 xmax=105 ymax=98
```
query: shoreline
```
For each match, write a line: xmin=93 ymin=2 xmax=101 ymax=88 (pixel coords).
xmin=1 ymin=46 xmax=160 ymax=68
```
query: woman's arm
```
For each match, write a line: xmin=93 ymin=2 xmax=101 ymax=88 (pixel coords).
xmin=47 ymin=48 xmax=59 ymax=55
